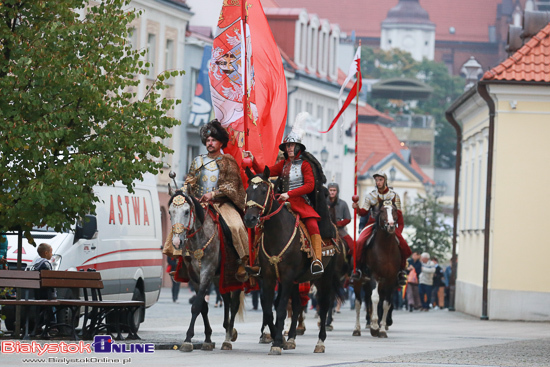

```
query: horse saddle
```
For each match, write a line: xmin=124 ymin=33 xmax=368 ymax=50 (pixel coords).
xmin=296 ymin=219 xmax=337 ymax=259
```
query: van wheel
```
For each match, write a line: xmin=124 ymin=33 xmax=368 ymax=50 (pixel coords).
xmin=130 ymin=286 xmax=145 ymax=333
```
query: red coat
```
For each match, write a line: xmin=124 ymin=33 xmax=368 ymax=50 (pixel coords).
xmin=253 ymin=156 xmax=320 ymax=220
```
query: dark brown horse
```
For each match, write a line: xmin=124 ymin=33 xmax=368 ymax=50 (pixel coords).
xmin=243 ymin=167 xmax=341 ymax=354
xmin=354 ymin=200 xmax=400 ymax=338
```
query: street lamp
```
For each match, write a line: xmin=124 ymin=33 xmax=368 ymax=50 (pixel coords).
xmin=389 ymin=166 xmax=396 ymax=183
xmin=434 ymin=180 xmax=447 ymax=197
xmin=320 ymin=147 xmax=329 ymax=165
xmin=463 ymin=56 xmax=482 ymax=91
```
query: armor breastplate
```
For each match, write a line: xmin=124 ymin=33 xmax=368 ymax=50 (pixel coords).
xmin=282 ymin=159 xmax=304 ymax=192
xmin=193 ymin=155 xmax=220 ymax=197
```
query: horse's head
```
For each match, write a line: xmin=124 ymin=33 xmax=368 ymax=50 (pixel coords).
xmin=168 ymin=190 xmax=200 ymax=250
xmin=243 ymin=166 xmax=273 ymax=228
xmin=374 ymin=200 xmax=398 ymax=234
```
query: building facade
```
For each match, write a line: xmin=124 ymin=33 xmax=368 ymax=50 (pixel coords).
xmin=446 ymin=15 xmax=550 ymax=320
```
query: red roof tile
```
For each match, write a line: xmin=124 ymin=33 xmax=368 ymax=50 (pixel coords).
xmin=482 ymin=23 xmax=550 ymax=82
xmin=264 ymin=0 xmax=506 ymax=43
xmin=358 ymin=104 xmax=393 ymax=121
xmin=357 ymin=123 xmax=432 ymax=184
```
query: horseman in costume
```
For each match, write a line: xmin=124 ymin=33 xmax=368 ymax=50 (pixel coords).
xmin=352 ymin=171 xmax=412 ymax=286
xmin=185 ymin=119 xmax=249 ymax=282
xmin=327 ymin=183 xmax=353 ymax=255
xmin=244 ymin=112 xmax=329 ymax=275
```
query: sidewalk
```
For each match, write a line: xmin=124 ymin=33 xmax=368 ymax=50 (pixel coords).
xmin=1 ymin=285 xmax=549 ymax=366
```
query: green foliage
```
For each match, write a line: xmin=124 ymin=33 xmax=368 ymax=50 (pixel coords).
xmin=0 ymin=0 xmax=184 ymax=236
xmin=361 ymin=47 xmax=464 ymax=169
xmin=403 ymin=193 xmax=452 ymax=260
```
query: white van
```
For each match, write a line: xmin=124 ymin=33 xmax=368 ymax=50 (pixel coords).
xmin=4 ymin=173 xmax=163 ymax=329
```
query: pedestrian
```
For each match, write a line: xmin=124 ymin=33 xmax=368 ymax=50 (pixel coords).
xmin=406 ymin=252 xmax=422 ymax=311
xmin=431 ymin=257 xmax=445 ymax=309
xmin=0 ymin=235 xmax=8 ymax=270
xmin=418 ymin=252 xmax=436 ymax=311
xmin=28 ymin=243 xmax=57 ymax=336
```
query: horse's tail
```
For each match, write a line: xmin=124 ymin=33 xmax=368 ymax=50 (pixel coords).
xmin=237 ymin=291 xmax=245 ymax=322
xmin=333 ymin=268 xmax=346 ymax=305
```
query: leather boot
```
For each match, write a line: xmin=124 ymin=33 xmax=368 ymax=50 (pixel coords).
xmin=236 ymin=255 xmax=249 ymax=282
xmin=311 ymin=234 xmax=324 ymax=275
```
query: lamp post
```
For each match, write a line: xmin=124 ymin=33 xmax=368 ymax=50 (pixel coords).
xmin=389 ymin=166 xmax=396 ymax=183
xmin=321 ymin=147 xmax=329 ymax=165
xmin=463 ymin=56 xmax=482 ymax=91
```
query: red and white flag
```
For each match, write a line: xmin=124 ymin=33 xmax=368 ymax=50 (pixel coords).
xmin=321 ymin=46 xmax=362 ymax=133
xmin=209 ymin=0 xmax=287 ymax=168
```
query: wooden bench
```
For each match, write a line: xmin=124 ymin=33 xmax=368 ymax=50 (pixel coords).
xmin=0 ymin=270 xmax=60 ymax=340
xmin=40 ymin=270 xmax=144 ymax=340
xmin=0 ymin=270 xmax=144 ymax=340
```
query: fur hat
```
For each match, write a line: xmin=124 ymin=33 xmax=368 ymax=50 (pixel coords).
xmin=200 ymin=119 xmax=229 ymax=149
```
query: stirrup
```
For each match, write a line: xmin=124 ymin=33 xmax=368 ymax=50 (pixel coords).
xmin=397 ymin=271 xmax=408 ymax=287
xmin=245 ymin=265 xmax=261 ymax=277
xmin=311 ymin=260 xmax=324 ymax=275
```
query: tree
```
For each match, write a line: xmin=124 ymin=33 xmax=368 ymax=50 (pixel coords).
xmin=0 ymin=0 xmax=183 ymax=238
xmin=403 ymin=193 xmax=452 ymax=260
xmin=361 ymin=47 xmax=464 ymax=168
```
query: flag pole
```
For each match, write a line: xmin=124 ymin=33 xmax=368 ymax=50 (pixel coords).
xmin=241 ymin=0 xmax=249 ymax=152
xmin=241 ymin=0 xmax=255 ymax=282
xmin=352 ymin=40 xmax=361 ymax=275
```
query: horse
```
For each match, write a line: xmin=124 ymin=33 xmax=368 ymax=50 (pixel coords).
xmin=353 ymin=200 xmax=400 ymax=338
xmin=167 ymin=182 xmax=244 ymax=352
xmin=243 ymin=167 xmax=342 ymax=355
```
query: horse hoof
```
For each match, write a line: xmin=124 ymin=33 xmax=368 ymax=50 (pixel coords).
xmin=179 ymin=343 xmax=194 ymax=352
xmin=385 ymin=325 xmax=389 ymax=331
xmin=352 ymin=330 xmax=361 ymax=337
xmin=268 ymin=346 xmax=282 ymax=355
xmin=259 ymin=333 xmax=272 ymax=344
xmin=221 ymin=341 xmax=232 ymax=350
xmin=296 ymin=327 xmax=305 ymax=336
xmin=201 ymin=342 xmax=214 ymax=351
xmin=379 ymin=331 xmax=388 ymax=338
xmin=370 ymin=328 xmax=380 ymax=337
xmin=283 ymin=338 xmax=296 ymax=350
xmin=326 ymin=325 xmax=333 ymax=332
xmin=231 ymin=328 xmax=238 ymax=342
xmin=314 ymin=344 xmax=325 ymax=353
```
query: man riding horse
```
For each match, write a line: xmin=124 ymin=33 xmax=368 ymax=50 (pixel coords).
xmin=244 ymin=113 xmax=326 ymax=275
xmin=352 ymin=171 xmax=412 ymax=286
xmin=184 ymin=119 xmax=249 ymax=282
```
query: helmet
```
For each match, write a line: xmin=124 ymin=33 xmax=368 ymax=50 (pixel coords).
xmin=279 ymin=112 xmax=308 ymax=153
xmin=373 ymin=171 xmax=388 ymax=187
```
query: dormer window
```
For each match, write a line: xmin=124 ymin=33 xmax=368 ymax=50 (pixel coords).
xmin=306 ymin=15 xmax=320 ymax=73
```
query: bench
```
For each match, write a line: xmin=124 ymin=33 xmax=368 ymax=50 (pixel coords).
xmin=0 ymin=270 xmax=144 ymax=340
xmin=0 ymin=270 xmax=60 ymax=340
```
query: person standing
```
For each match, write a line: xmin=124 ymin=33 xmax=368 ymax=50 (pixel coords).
xmin=184 ymin=119 xmax=249 ymax=281
xmin=166 ymin=256 xmax=180 ymax=303
xmin=418 ymin=252 xmax=436 ymax=311
xmin=431 ymin=257 xmax=445 ymax=309
xmin=326 ymin=182 xmax=353 ymax=256
xmin=406 ymin=252 xmax=422 ymax=311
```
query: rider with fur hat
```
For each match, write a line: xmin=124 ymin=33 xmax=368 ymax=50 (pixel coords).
xmin=352 ymin=171 xmax=412 ymax=286
xmin=185 ymin=119 xmax=250 ymax=282
xmin=244 ymin=112 xmax=325 ymax=275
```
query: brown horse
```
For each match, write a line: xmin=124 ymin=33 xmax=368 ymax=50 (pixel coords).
xmin=243 ymin=167 xmax=342 ymax=355
xmin=355 ymin=200 xmax=400 ymax=338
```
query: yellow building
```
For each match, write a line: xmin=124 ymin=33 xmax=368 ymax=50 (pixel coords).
xmin=446 ymin=14 xmax=550 ymax=320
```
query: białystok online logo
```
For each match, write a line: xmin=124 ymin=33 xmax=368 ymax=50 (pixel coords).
xmin=1 ymin=336 xmax=155 ymax=355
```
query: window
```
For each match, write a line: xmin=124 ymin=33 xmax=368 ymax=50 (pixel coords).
xmin=147 ymin=33 xmax=156 ymax=78
xmin=165 ymin=39 xmax=174 ymax=70
xmin=327 ymin=107 xmax=335 ymax=142
xmin=306 ymin=102 xmax=313 ymax=114
xmin=295 ymin=99 xmax=302 ymax=119
xmin=128 ymin=28 xmax=138 ymax=51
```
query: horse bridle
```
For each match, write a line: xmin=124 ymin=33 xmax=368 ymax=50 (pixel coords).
xmin=170 ymin=193 xmax=216 ymax=268
xmin=378 ymin=200 xmax=396 ymax=231
xmin=245 ymin=176 xmax=284 ymax=222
